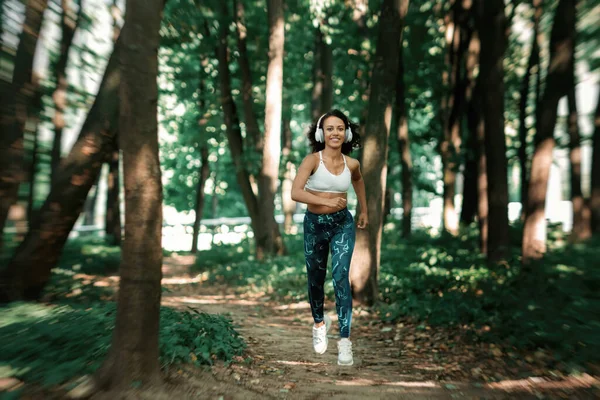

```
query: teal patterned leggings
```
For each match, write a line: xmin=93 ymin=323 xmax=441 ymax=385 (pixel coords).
xmin=303 ymin=208 xmax=355 ymax=338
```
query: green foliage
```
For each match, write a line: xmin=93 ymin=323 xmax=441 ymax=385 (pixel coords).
xmin=0 ymin=302 xmax=245 ymax=387
xmin=194 ymin=236 xmax=311 ymax=301
xmin=378 ymin=226 xmax=600 ymax=368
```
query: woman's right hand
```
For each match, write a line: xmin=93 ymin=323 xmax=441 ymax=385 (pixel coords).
xmin=325 ymin=197 xmax=347 ymax=209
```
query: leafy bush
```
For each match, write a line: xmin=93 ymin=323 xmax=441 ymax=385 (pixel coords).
xmin=0 ymin=302 xmax=245 ymax=386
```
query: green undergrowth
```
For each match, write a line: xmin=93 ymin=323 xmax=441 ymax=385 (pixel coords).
xmin=0 ymin=301 xmax=245 ymax=387
xmin=195 ymin=225 xmax=600 ymax=370
xmin=378 ymin=225 xmax=600 ymax=368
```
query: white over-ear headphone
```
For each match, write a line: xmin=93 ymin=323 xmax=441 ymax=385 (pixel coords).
xmin=315 ymin=113 xmax=353 ymax=143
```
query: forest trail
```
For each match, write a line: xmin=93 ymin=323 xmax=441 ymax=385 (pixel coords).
xmin=158 ymin=255 xmax=599 ymax=400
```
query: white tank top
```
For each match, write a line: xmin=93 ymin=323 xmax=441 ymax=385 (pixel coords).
xmin=304 ymin=151 xmax=352 ymax=193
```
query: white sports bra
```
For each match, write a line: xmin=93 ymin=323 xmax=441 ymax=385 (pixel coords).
xmin=305 ymin=151 xmax=352 ymax=193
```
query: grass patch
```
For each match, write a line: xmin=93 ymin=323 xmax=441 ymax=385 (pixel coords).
xmin=0 ymin=302 xmax=246 ymax=387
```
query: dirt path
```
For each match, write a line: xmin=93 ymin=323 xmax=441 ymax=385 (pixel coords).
xmin=160 ymin=255 xmax=600 ymax=400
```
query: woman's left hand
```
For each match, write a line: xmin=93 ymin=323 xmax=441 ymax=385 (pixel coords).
xmin=357 ymin=212 xmax=368 ymax=229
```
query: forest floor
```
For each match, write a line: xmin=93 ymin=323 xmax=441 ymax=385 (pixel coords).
xmin=157 ymin=254 xmax=600 ymax=400
xmin=5 ymin=252 xmax=599 ymax=400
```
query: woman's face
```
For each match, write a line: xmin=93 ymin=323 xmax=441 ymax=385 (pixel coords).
xmin=322 ymin=116 xmax=346 ymax=148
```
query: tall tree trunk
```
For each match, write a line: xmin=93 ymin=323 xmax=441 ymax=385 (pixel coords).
xmin=256 ymin=0 xmax=286 ymax=259
xmin=461 ymin=132 xmax=478 ymax=225
xmin=350 ymin=0 xmax=408 ymax=306
xmin=470 ymin=80 xmax=488 ymax=253
xmin=92 ymin=0 xmax=164 ymax=392
xmin=460 ymin=23 xmax=479 ymax=227
xmin=475 ymin=0 xmax=510 ymax=262
xmin=440 ymin=0 xmax=470 ymax=236
xmin=518 ymin=0 xmax=541 ymax=219
xmin=522 ymin=0 xmax=576 ymax=263
xmin=567 ymin=89 xmax=591 ymax=240
xmin=105 ymin=148 xmax=122 ymax=245
xmin=396 ymin=32 xmax=412 ymax=238
xmin=281 ymin=112 xmax=296 ymax=234
xmin=233 ymin=0 xmax=262 ymax=152
xmin=0 ymin=0 xmax=48 ymax=249
xmin=0 ymin=36 xmax=122 ymax=302
xmin=213 ymin=15 xmax=263 ymax=248
xmin=191 ymin=146 xmax=210 ymax=253
xmin=104 ymin=0 xmax=122 ymax=246
xmin=591 ymin=89 xmax=600 ymax=233
xmin=311 ymin=24 xmax=333 ymax=120
xmin=51 ymin=0 xmax=82 ymax=183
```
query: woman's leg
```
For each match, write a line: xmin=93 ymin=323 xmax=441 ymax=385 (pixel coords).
xmin=304 ymin=214 xmax=330 ymax=324
xmin=330 ymin=211 xmax=355 ymax=338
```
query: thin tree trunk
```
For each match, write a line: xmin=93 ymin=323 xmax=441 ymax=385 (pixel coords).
xmin=105 ymin=148 xmax=122 ymax=245
xmin=311 ymin=24 xmax=333 ymax=120
xmin=104 ymin=0 xmax=121 ymax=246
xmin=256 ymin=0 xmax=286 ymax=258
xmin=475 ymin=0 xmax=510 ymax=262
xmin=396 ymin=32 xmax=412 ymax=238
xmin=281 ymin=111 xmax=296 ymax=234
xmin=213 ymin=16 xmax=262 ymax=245
xmin=440 ymin=0 xmax=470 ymax=236
xmin=471 ymin=81 xmax=488 ymax=253
xmin=51 ymin=0 xmax=82 ymax=183
xmin=518 ymin=0 xmax=541 ymax=220
xmin=0 ymin=0 xmax=48 ymax=249
xmin=522 ymin=0 xmax=576 ymax=263
xmin=350 ymin=0 xmax=408 ymax=306
xmin=461 ymin=133 xmax=478 ymax=225
xmin=92 ymin=0 xmax=164 ymax=392
xmin=26 ymin=87 xmax=44 ymax=223
xmin=191 ymin=146 xmax=210 ymax=253
xmin=0 ymin=35 xmax=122 ymax=302
xmin=567 ymin=89 xmax=591 ymax=240
xmin=460 ymin=22 xmax=479 ymax=227
xmin=233 ymin=0 xmax=261 ymax=152
xmin=591 ymin=88 xmax=600 ymax=233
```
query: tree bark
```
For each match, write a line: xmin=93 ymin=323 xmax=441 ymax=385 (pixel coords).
xmin=0 ymin=0 xmax=48 ymax=249
xmin=213 ymin=14 xmax=262 ymax=248
xmin=475 ymin=0 xmax=510 ymax=262
xmin=191 ymin=146 xmax=210 ymax=253
xmin=350 ymin=0 xmax=408 ymax=306
xmin=460 ymin=23 xmax=480 ymax=227
xmin=591 ymin=88 xmax=600 ymax=233
xmin=396 ymin=31 xmax=412 ymax=238
xmin=517 ymin=0 xmax=542 ymax=219
xmin=233 ymin=0 xmax=262 ymax=152
xmin=522 ymin=0 xmax=576 ymax=263
xmin=92 ymin=0 xmax=164 ymax=391
xmin=0 ymin=35 xmax=122 ymax=302
xmin=567 ymin=89 xmax=591 ymax=240
xmin=311 ymin=27 xmax=333 ymax=119
xmin=105 ymin=148 xmax=122 ymax=245
xmin=51 ymin=0 xmax=82 ymax=184
xmin=256 ymin=0 xmax=286 ymax=259
xmin=440 ymin=0 xmax=470 ymax=236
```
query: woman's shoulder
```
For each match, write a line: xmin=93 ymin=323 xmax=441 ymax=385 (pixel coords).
xmin=344 ymin=154 xmax=360 ymax=168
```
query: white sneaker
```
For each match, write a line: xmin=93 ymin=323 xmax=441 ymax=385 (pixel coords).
xmin=337 ymin=338 xmax=353 ymax=366
xmin=312 ymin=315 xmax=332 ymax=354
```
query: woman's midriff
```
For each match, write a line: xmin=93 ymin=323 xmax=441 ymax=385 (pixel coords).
xmin=306 ymin=189 xmax=348 ymax=214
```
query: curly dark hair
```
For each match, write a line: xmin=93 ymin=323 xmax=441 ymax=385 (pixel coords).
xmin=307 ymin=109 xmax=361 ymax=155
